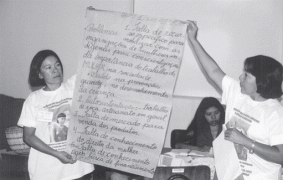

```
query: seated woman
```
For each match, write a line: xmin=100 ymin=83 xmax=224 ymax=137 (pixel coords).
xmin=175 ymin=97 xmax=225 ymax=151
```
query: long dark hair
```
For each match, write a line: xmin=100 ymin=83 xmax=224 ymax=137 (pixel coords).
xmin=186 ymin=97 xmax=225 ymax=143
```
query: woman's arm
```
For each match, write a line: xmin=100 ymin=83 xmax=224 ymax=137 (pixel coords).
xmin=187 ymin=21 xmax=225 ymax=90
xmin=175 ymin=143 xmax=211 ymax=152
xmin=225 ymin=128 xmax=283 ymax=164
xmin=175 ymin=143 xmax=201 ymax=150
xmin=23 ymin=126 xmax=76 ymax=164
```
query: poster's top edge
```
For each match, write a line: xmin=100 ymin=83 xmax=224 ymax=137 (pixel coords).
xmin=86 ymin=6 xmax=190 ymax=26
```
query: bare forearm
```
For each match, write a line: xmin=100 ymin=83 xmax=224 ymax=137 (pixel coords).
xmin=175 ymin=143 xmax=200 ymax=150
xmin=186 ymin=21 xmax=225 ymax=88
xmin=24 ymin=135 xmax=58 ymax=158
xmin=189 ymin=39 xmax=220 ymax=75
xmin=189 ymin=38 xmax=225 ymax=88
xmin=226 ymin=128 xmax=283 ymax=164
xmin=243 ymin=139 xmax=283 ymax=164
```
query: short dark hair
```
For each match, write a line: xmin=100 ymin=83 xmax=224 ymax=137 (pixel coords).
xmin=28 ymin=50 xmax=63 ymax=87
xmin=57 ymin=113 xmax=66 ymax=118
xmin=244 ymin=55 xmax=283 ymax=99
xmin=57 ymin=113 xmax=66 ymax=123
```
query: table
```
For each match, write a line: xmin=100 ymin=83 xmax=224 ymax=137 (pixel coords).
xmin=155 ymin=148 xmax=215 ymax=180
xmin=106 ymin=148 xmax=214 ymax=180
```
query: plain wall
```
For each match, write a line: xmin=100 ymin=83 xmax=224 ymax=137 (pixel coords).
xmin=134 ymin=0 xmax=283 ymax=147
xmin=1 ymin=0 xmax=283 ymax=148
xmin=0 ymin=0 xmax=133 ymax=99
xmin=135 ymin=0 xmax=283 ymax=98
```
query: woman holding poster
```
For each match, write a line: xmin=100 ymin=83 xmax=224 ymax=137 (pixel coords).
xmin=17 ymin=50 xmax=94 ymax=180
xmin=187 ymin=21 xmax=283 ymax=179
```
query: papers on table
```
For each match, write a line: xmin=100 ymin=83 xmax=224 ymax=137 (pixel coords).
xmin=158 ymin=153 xmax=192 ymax=167
xmin=171 ymin=148 xmax=214 ymax=157
xmin=188 ymin=149 xmax=214 ymax=157
xmin=158 ymin=148 xmax=213 ymax=167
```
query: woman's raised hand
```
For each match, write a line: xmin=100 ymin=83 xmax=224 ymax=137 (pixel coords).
xmin=187 ymin=21 xmax=198 ymax=41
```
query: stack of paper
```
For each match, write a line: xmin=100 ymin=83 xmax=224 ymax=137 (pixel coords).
xmin=158 ymin=149 xmax=193 ymax=166
xmin=171 ymin=148 xmax=214 ymax=157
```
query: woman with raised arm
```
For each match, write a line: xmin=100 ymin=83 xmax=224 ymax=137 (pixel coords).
xmin=187 ymin=21 xmax=283 ymax=179
xmin=18 ymin=50 xmax=94 ymax=180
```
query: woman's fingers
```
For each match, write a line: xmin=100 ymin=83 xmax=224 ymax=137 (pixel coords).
xmin=187 ymin=21 xmax=196 ymax=30
xmin=224 ymin=128 xmax=234 ymax=140
xmin=225 ymin=128 xmax=246 ymax=145
xmin=57 ymin=151 xmax=77 ymax=164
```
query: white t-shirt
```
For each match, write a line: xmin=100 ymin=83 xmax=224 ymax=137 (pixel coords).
xmin=18 ymin=76 xmax=94 ymax=180
xmin=222 ymin=75 xmax=283 ymax=180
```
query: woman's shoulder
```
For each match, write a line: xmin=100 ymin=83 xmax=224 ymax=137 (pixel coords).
xmin=263 ymin=99 xmax=283 ymax=116
xmin=25 ymin=88 xmax=44 ymax=102
xmin=222 ymin=75 xmax=241 ymax=92
xmin=222 ymin=75 xmax=246 ymax=104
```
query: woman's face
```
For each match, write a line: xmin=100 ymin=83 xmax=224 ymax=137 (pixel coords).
xmin=39 ymin=56 xmax=63 ymax=89
xmin=204 ymin=106 xmax=220 ymax=126
xmin=58 ymin=117 xmax=66 ymax=125
xmin=239 ymin=70 xmax=257 ymax=98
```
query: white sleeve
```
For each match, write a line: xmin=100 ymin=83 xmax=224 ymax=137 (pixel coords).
xmin=17 ymin=94 xmax=37 ymax=128
xmin=221 ymin=75 xmax=239 ymax=105
xmin=268 ymin=110 xmax=283 ymax=145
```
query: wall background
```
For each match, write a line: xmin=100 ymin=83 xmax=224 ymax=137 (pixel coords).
xmin=0 ymin=0 xmax=133 ymax=98
xmin=1 ymin=0 xmax=282 ymax=148
xmin=135 ymin=0 xmax=283 ymax=98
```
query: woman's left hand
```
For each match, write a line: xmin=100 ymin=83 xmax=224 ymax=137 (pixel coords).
xmin=224 ymin=128 xmax=247 ymax=145
xmin=56 ymin=151 xmax=77 ymax=164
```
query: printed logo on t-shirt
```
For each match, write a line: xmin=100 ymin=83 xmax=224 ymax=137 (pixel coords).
xmin=228 ymin=108 xmax=260 ymax=177
xmin=36 ymin=108 xmax=53 ymax=122
xmin=43 ymin=98 xmax=72 ymax=151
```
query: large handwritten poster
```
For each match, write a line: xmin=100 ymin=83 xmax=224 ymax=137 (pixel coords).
xmin=66 ymin=7 xmax=187 ymax=178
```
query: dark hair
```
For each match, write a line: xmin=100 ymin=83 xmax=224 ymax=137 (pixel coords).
xmin=57 ymin=113 xmax=66 ymax=118
xmin=28 ymin=50 xmax=63 ymax=87
xmin=57 ymin=113 xmax=66 ymax=123
xmin=187 ymin=97 xmax=225 ymax=143
xmin=244 ymin=55 xmax=283 ymax=99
